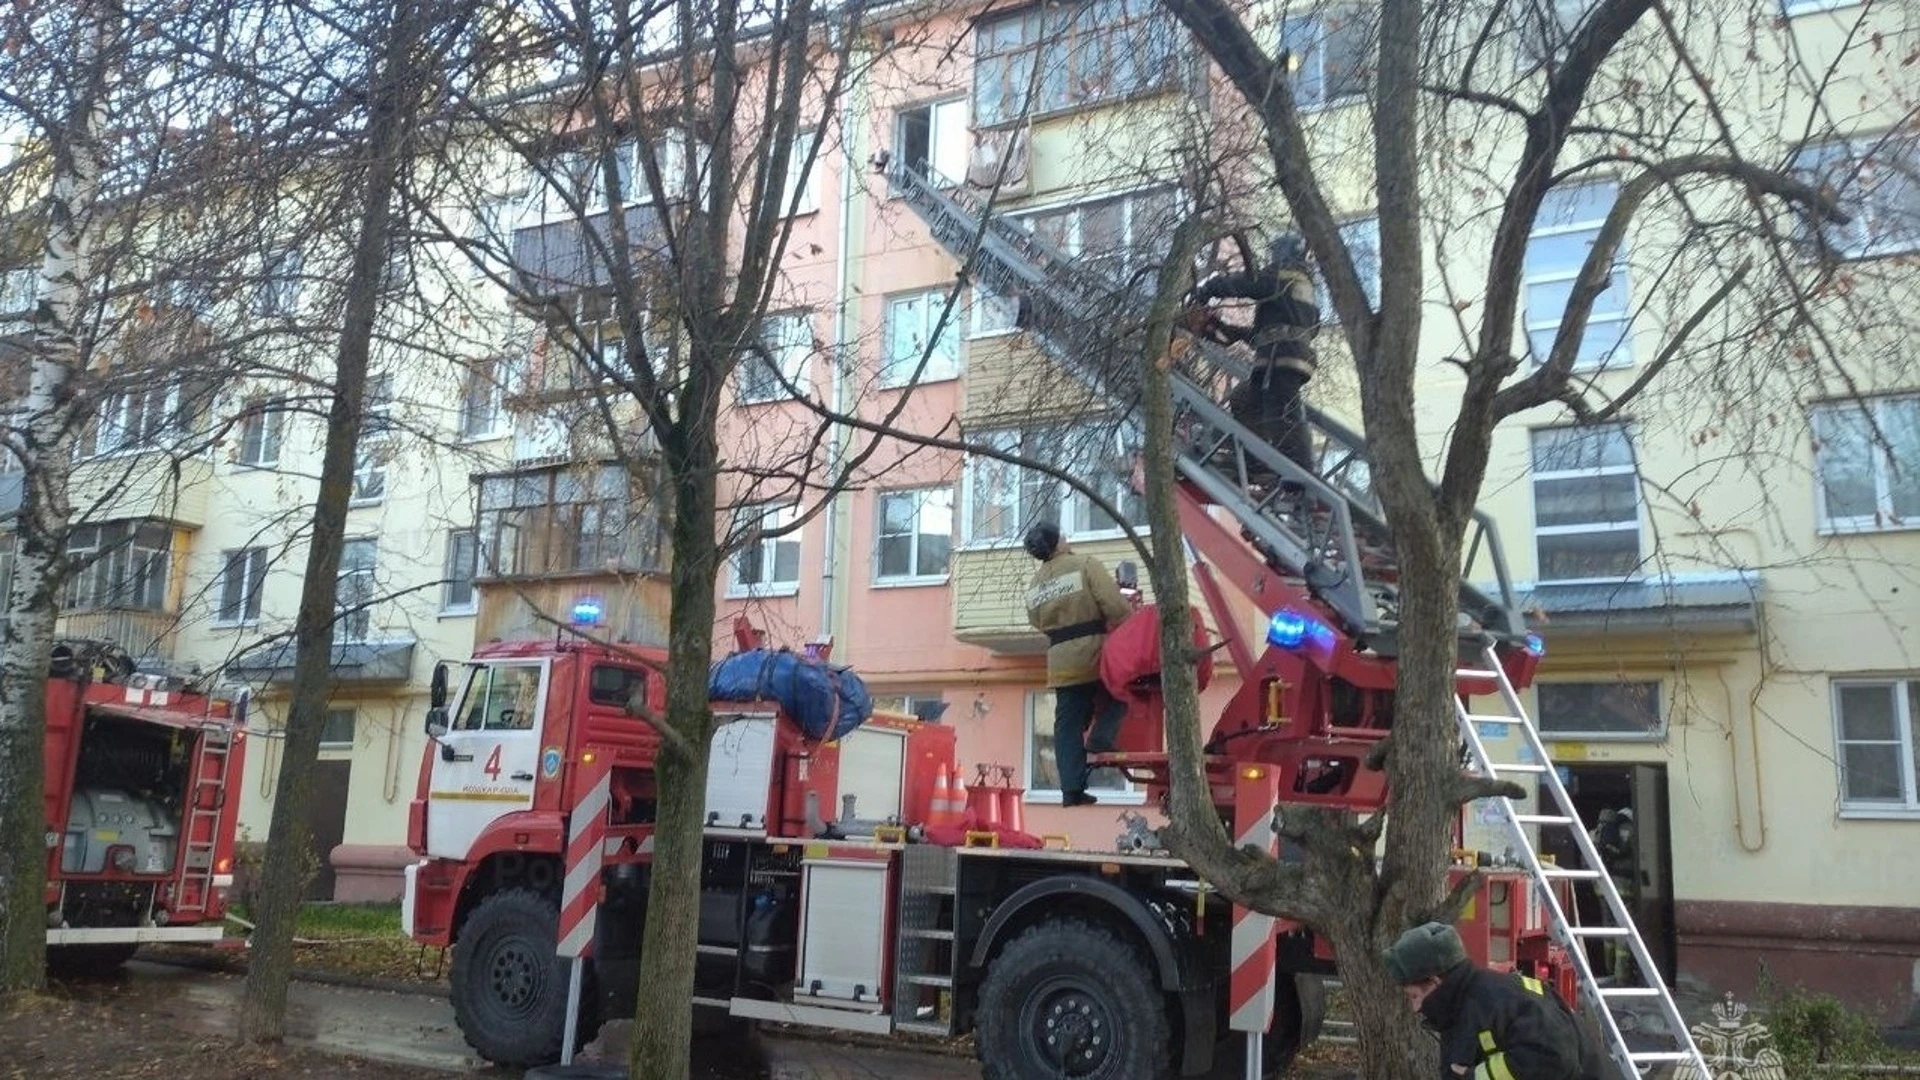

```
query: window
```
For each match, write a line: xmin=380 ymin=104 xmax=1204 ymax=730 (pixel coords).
xmin=1280 ymin=10 xmax=1373 ymax=109
xmin=1019 ymin=186 xmax=1179 ymax=280
xmin=65 ymin=522 xmax=171 ymax=612
xmin=875 ymin=487 xmax=954 ymax=584
xmin=881 ymin=291 xmax=961 ymax=387
xmin=896 ymin=99 xmax=970 ymax=185
xmin=442 ymin=528 xmax=478 ymax=613
xmin=782 ymin=133 xmax=820 ymax=215
xmin=1525 ymin=181 xmax=1630 ymax=368
xmin=86 ymin=385 xmax=184 ymax=456
xmin=320 ymin=709 xmax=356 ymax=750
xmin=467 ymin=195 xmax=516 ymax=277
xmin=1517 ymin=0 xmax=1592 ymax=66
xmin=1781 ymin=0 xmax=1852 ymax=14
xmin=336 ymin=538 xmax=376 ymax=642
xmin=352 ymin=374 xmax=393 ymax=505
xmin=973 ymin=0 xmax=1184 ymax=126
xmin=966 ymin=426 xmax=1142 ymax=544
xmin=1536 ymin=680 xmax=1663 ymax=739
xmin=540 ymin=292 xmax=625 ymax=393
xmin=255 ymin=249 xmax=302 ymax=317
xmin=738 ymin=312 xmax=814 ymax=403
xmin=525 ymin=141 xmax=640 ymax=223
xmin=456 ymin=662 xmax=544 ymax=731
xmin=872 ymin=693 xmax=949 ymax=722
xmin=971 ymin=284 xmax=1022 ymax=338
xmin=237 ymin=398 xmax=285 ymax=467
xmin=1026 ymin=690 xmax=1137 ymax=803
xmin=216 ymin=547 xmax=268 ymax=625
xmin=1 ymin=267 xmax=36 ymax=316
xmin=1833 ymin=680 xmax=1919 ymax=813
xmin=588 ymin=665 xmax=650 ymax=708
xmin=1791 ymin=135 xmax=1920 ymax=259
xmin=728 ymin=502 xmax=802 ymax=597
xmin=1812 ymin=395 xmax=1920 ymax=532
xmin=1530 ymin=424 xmax=1640 ymax=581
xmin=458 ymin=358 xmax=509 ymax=439
xmin=477 ymin=464 xmax=662 ymax=578
xmin=1316 ymin=217 xmax=1381 ymax=309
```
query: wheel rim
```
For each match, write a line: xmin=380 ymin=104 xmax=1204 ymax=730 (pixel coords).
xmin=486 ymin=934 xmax=544 ymax=1017
xmin=1019 ymin=974 xmax=1118 ymax=1078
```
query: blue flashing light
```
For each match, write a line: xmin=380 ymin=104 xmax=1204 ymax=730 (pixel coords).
xmin=571 ymin=597 xmax=605 ymax=626
xmin=1524 ymin=632 xmax=1546 ymax=657
xmin=1267 ymin=609 xmax=1322 ymax=650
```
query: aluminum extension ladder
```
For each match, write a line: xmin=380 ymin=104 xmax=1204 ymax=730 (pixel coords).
xmin=1454 ymin=643 xmax=1710 ymax=1079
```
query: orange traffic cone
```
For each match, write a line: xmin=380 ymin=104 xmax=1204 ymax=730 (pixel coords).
xmin=929 ymin=764 xmax=959 ymax=827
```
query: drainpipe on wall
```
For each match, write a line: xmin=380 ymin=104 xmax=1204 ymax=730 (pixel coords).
xmin=820 ymin=30 xmax=870 ymax=647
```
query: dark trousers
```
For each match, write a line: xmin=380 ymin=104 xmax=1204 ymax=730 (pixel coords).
xmin=1227 ymin=365 xmax=1313 ymax=475
xmin=1054 ymin=680 xmax=1125 ymax=797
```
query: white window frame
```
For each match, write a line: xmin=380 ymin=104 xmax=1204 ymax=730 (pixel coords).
xmin=254 ymin=248 xmax=302 ymax=318
xmin=89 ymin=384 xmax=184 ymax=458
xmin=961 ymin=425 xmax=1143 ymax=548
xmin=1782 ymin=0 xmax=1863 ymax=16
xmin=1280 ymin=8 xmax=1373 ymax=111
xmin=1524 ymin=180 xmax=1632 ymax=370
xmin=738 ymin=311 xmax=814 ymax=404
xmin=1811 ymin=394 xmax=1920 ymax=534
xmin=1013 ymin=184 xmax=1182 ymax=276
xmin=1023 ymin=690 xmax=1143 ymax=805
xmin=237 ymin=398 xmax=285 ymax=468
xmin=1791 ymin=134 xmax=1920 ymax=260
xmin=1529 ymin=423 xmax=1642 ymax=583
xmin=895 ymin=98 xmax=970 ymax=187
xmin=972 ymin=0 xmax=1185 ymax=127
xmin=1516 ymin=0 xmax=1592 ymax=68
xmin=337 ymin=537 xmax=377 ymax=642
xmin=0 ymin=267 xmax=36 ymax=317
xmin=881 ymin=290 xmax=962 ymax=388
xmin=782 ymin=132 xmax=820 ymax=216
xmin=442 ymin=527 xmax=479 ymax=615
xmin=1316 ymin=216 xmax=1381 ymax=310
xmin=215 ymin=546 xmax=268 ymax=626
xmin=458 ymin=356 xmax=512 ymax=441
xmin=970 ymin=283 xmax=1023 ymax=339
xmin=1831 ymin=678 xmax=1920 ymax=817
xmin=872 ymin=692 xmax=949 ymax=722
xmin=351 ymin=374 xmax=393 ymax=506
xmin=1534 ymin=679 xmax=1665 ymax=742
xmin=319 ymin=708 xmax=357 ymax=753
xmin=727 ymin=502 xmax=802 ymax=599
xmin=873 ymin=486 xmax=955 ymax=586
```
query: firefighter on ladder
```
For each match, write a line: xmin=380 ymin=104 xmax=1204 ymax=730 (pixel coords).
xmin=1182 ymin=232 xmax=1322 ymax=489
xmin=1385 ymin=922 xmax=1603 ymax=1080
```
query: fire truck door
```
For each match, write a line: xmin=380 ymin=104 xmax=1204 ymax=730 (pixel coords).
xmin=426 ymin=659 xmax=549 ymax=859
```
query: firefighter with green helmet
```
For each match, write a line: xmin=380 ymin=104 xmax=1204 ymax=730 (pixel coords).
xmin=1383 ymin=921 xmax=1602 ymax=1080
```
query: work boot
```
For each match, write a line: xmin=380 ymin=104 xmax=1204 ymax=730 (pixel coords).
xmin=1062 ymin=791 xmax=1099 ymax=807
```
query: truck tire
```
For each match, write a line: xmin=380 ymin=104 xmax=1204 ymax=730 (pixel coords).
xmin=47 ymin=943 xmax=140 ymax=977
xmin=449 ymin=888 xmax=600 ymax=1067
xmin=976 ymin=918 xmax=1175 ymax=1080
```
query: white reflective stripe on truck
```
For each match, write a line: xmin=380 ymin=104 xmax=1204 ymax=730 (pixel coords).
xmin=47 ymin=925 xmax=225 ymax=945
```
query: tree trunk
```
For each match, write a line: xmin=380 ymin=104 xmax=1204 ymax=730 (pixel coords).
xmin=629 ymin=406 xmax=722 ymax=1080
xmin=0 ymin=0 xmax=117 ymax=994
xmin=238 ymin=0 xmax=424 ymax=1041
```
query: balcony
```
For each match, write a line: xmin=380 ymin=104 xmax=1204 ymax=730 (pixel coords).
xmin=950 ymin=536 xmax=1150 ymax=654
xmin=57 ymin=608 xmax=178 ymax=661
xmin=475 ymin=575 xmax=672 ymax=648
xmin=68 ymin=451 xmax=212 ymax=529
xmin=512 ymin=205 xmax=665 ymax=300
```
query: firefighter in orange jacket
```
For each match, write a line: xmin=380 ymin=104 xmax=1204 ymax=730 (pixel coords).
xmin=1023 ymin=522 xmax=1133 ymax=806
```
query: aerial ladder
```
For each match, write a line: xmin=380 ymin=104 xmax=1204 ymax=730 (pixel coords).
xmin=883 ymin=159 xmax=1711 ymax=1079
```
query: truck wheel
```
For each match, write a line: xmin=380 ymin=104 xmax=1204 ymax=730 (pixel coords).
xmin=449 ymin=888 xmax=600 ymax=1066
xmin=47 ymin=943 xmax=139 ymax=977
xmin=976 ymin=918 xmax=1174 ymax=1080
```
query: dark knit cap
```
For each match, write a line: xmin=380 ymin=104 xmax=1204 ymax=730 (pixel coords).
xmin=1382 ymin=921 xmax=1469 ymax=984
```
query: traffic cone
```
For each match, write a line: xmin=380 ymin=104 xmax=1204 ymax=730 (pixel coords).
xmin=929 ymin=764 xmax=957 ymax=827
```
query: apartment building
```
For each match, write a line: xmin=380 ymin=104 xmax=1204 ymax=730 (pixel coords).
xmin=5 ymin=0 xmax=1910 ymax=1024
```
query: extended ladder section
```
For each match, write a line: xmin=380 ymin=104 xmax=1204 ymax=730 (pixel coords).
xmin=173 ymin=724 xmax=235 ymax=916
xmin=1455 ymin=643 xmax=1710 ymax=1079
xmin=883 ymin=162 xmax=1525 ymax=644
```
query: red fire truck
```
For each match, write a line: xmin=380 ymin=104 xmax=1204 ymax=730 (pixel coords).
xmin=42 ymin=640 xmax=248 ymax=974
xmin=400 ymin=155 xmax=1706 ymax=1080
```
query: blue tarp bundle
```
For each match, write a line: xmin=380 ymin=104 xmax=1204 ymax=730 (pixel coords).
xmin=708 ymin=648 xmax=873 ymax=742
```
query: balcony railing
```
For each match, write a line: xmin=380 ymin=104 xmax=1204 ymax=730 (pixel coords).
xmin=57 ymin=607 xmax=178 ymax=660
